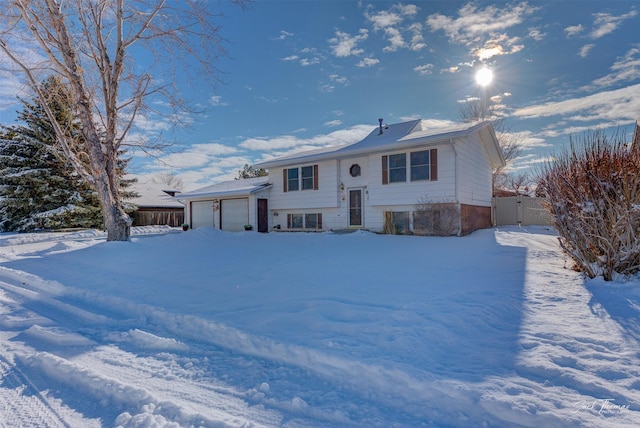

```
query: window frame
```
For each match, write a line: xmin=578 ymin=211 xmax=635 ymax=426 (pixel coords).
xmin=388 ymin=153 xmax=407 ymax=183
xmin=383 ymin=149 xmax=437 ymax=185
xmin=287 ymin=168 xmax=299 ymax=191
xmin=283 ymin=165 xmax=319 ymax=192
xmin=301 ymin=166 xmax=314 ymax=190
xmin=287 ymin=213 xmax=323 ymax=230
xmin=410 ymin=150 xmax=430 ymax=181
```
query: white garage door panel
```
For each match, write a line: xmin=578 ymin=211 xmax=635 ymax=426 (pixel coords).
xmin=191 ymin=201 xmax=214 ymax=229
xmin=221 ymin=198 xmax=248 ymax=232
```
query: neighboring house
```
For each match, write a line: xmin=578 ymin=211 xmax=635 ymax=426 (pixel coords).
xmin=179 ymin=119 xmax=504 ymax=235
xmin=129 ymin=181 xmax=185 ymax=227
xmin=177 ymin=177 xmax=272 ymax=232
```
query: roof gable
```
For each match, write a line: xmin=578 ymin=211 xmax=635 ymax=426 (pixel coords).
xmin=256 ymin=119 xmax=504 ymax=169
xmin=178 ymin=176 xmax=271 ymax=199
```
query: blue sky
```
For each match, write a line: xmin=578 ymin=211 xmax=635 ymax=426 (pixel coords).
xmin=1 ymin=1 xmax=639 ymax=190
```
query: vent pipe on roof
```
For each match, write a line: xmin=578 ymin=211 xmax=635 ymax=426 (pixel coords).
xmin=378 ymin=118 xmax=384 ymax=135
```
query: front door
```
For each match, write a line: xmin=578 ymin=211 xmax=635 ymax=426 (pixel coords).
xmin=349 ymin=189 xmax=363 ymax=227
xmin=257 ymin=198 xmax=268 ymax=233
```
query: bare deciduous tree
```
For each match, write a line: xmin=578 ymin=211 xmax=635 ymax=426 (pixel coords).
xmin=152 ymin=171 xmax=183 ymax=191
xmin=0 ymin=0 xmax=246 ymax=240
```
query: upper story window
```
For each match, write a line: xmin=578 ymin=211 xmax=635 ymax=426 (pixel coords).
xmin=411 ymin=150 xmax=430 ymax=181
xmin=382 ymin=149 xmax=437 ymax=184
xmin=283 ymin=165 xmax=319 ymax=192
xmin=287 ymin=168 xmax=299 ymax=191
xmin=301 ymin=166 xmax=315 ymax=190
xmin=388 ymin=154 xmax=406 ymax=182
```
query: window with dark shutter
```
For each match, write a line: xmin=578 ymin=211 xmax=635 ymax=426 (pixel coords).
xmin=382 ymin=155 xmax=388 ymax=185
xmin=283 ymin=169 xmax=288 ymax=192
xmin=430 ymin=149 xmax=438 ymax=181
xmin=301 ymin=166 xmax=314 ymax=190
xmin=410 ymin=150 xmax=430 ymax=181
xmin=313 ymin=165 xmax=319 ymax=190
xmin=288 ymin=168 xmax=299 ymax=191
xmin=388 ymin=153 xmax=407 ymax=182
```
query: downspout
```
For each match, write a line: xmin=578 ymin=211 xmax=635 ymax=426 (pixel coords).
xmin=447 ymin=138 xmax=458 ymax=203
xmin=447 ymin=138 xmax=461 ymax=236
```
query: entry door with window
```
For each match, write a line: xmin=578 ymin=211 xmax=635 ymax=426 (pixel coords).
xmin=349 ymin=189 xmax=363 ymax=227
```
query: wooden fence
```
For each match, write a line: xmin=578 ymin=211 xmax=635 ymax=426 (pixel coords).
xmin=132 ymin=208 xmax=184 ymax=227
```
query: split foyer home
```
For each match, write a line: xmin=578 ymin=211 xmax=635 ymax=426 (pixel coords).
xmin=178 ymin=119 xmax=505 ymax=235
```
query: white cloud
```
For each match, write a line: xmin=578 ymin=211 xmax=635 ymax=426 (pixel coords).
xmin=414 ymin=63 xmax=434 ymax=76
xmin=589 ymin=47 xmax=640 ymax=88
xmin=330 ymin=74 xmax=349 ymax=85
xmin=367 ymin=9 xmax=404 ymax=31
xmin=328 ymin=29 xmax=368 ymax=58
xmin=324 ymin=120 xmax=343 ymax=127
xmin=365 ymin=3 xmax=424 ymax=53
xmin=273 ymin=30 xmax=293 ymax=41
xmin=591 ymin=10 xmax=638 ymax=39
xmin=408 ymin=23 xmax=427 ymax=51
xmin=579 ymin=44 xmax=594 ymax=58
xmin=356 ymin=57 xmax=380 ymax=68
xmin=282 ymin=55 xmax=299 ymax=62
xmin=300 ymin=57 xmax=320 ymax=66
xmin=210 ymin=95 xmax=228 ymax=106
xmin=239 ymin=125 xmax=373 ymax=152
xmin=319 ymin=83 xmax=335 ymax=93
xmin=426 ymin=2 xmax=537 ymax=45
xmin=512 ymin=83 xmax=640 ymax=126
xmin=382 ymin=27 xmax=405 ymax=52
xmin=514 ymin=131 xmax=552 ymax=149
xmin=528 ymin=27 xmax=545 ymax=41
xmin=472 ymin=33 xmax=524 ymax=60
xmin=564 ymin=24 xmax=584 ymax=38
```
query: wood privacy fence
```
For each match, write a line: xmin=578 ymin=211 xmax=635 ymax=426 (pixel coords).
xmin=492 ymin=196 xmax=553 ymax=226
xmin=132 ymin=208 xmax=185 ymax=227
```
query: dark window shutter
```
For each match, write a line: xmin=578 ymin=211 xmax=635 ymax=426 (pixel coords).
xmin=317 ymin=213 xmax=323 ymax=229
xmin=313 ymin=165 xmax=319 ymax=190
xmin=287 ymin=214 xmax=292 ymax=229
xmin=430 ymin=149 xmax=438 ymax=181
xmin=382 ymin=155 xmax=388 ymax=185
xmin=283 ymin=169 xmax=288 ymax=192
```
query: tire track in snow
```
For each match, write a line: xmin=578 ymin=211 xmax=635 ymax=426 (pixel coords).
xmin=0 ymin=354 xmax=68 ymax=428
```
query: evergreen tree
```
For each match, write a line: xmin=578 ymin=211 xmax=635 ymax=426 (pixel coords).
xmin=236 ymin=164 xmax=268 ymax=180
xmin=0 ymin=76 xmax=135 ymax=231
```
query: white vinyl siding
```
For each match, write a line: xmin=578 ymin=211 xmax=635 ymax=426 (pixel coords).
xmin=271 ymin=161 xmax=339 ymax=209
xmin=370 ymin=145 xmax=455 ymax=207
xmin=454 ymin=134 xmax=494 ymax=206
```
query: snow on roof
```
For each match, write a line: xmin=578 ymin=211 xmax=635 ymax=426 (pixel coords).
xmin=256 ymin=119 xmax=500 ymax=168
xmin=178 ymin=176 xmax=271 ymax=200
xmin=130 ymin=181 xmax=184 ymax=208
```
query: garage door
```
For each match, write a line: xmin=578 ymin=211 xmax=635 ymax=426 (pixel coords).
xmin=221 ymin=198 xmax=248 ymax=232
xmin=190 ymin=201 xmax=215 ymax=229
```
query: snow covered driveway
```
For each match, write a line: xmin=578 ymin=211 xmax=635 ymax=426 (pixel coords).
xmin=0 ymin=226 xmax=638 ymax=427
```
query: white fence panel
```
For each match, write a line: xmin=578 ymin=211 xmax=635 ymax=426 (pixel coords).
xmin=493 ymin=196 xmax=553 ymax=226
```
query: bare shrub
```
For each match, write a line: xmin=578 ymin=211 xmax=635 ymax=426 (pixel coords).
xmin=538 ymin=130 xmax=640 ymax=281
xmin=413 ymin=198 xmax=460 ymax=236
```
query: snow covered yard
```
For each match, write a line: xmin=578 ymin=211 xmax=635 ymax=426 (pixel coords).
xmin=0 ymin=225 xmax=638 ymax=427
